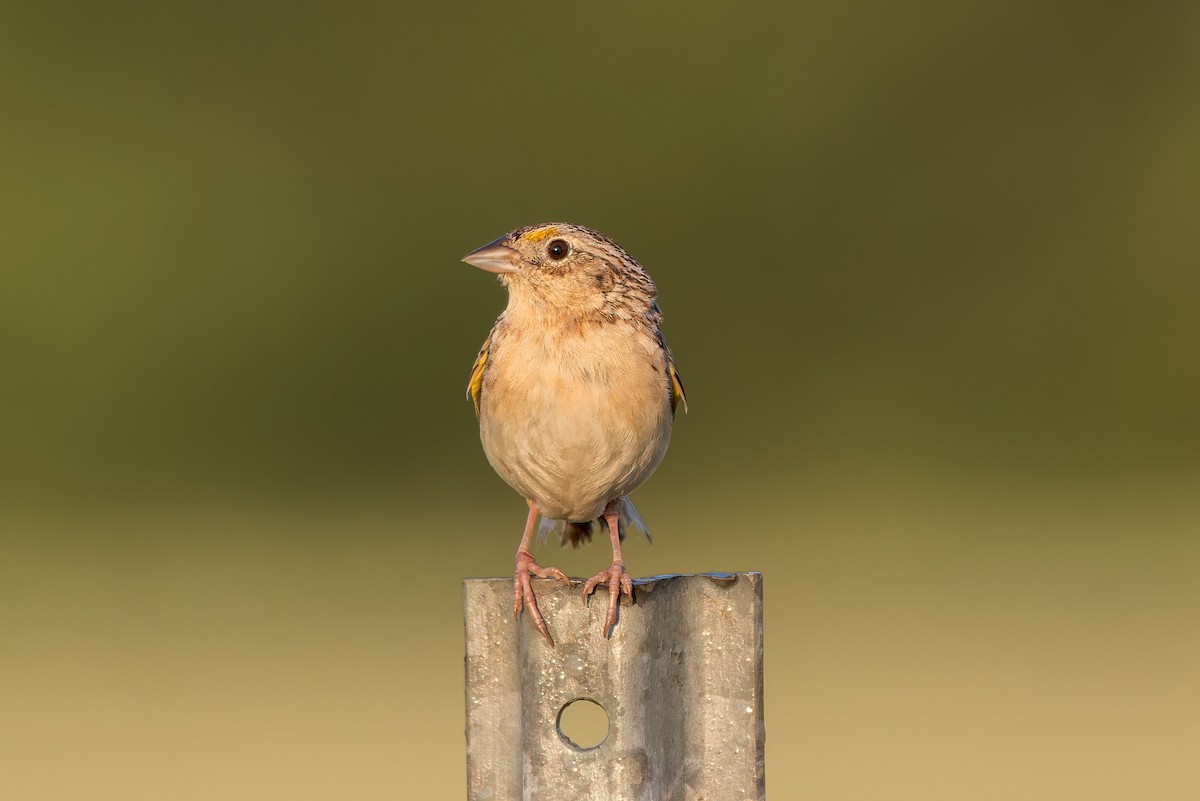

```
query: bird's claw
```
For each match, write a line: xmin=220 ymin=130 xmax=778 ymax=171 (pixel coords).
xmin=582 ymin=562 xmax=634 ymax=638
xmin=514 ymin=549 xmax=570 ymax=646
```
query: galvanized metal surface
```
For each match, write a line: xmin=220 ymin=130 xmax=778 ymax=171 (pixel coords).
xmin=464 ymin=572 xmax=764 ymax=801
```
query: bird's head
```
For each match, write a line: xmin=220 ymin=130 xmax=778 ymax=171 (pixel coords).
xmin=462 ymin=223 xmax=657 ymax=321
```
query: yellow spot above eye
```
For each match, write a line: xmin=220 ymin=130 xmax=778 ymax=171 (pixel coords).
xmin=523 ymin=226 xmax=559 ymax=243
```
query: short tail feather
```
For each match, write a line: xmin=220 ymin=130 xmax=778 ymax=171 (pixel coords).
xmin=536 ymin=497 xmax=654 ymax=549
xmin=561 ymin=520 xmax=594 ymax=548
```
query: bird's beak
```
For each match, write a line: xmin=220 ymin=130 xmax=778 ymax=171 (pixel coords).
xmin=462 ymin=237 xmax=520 ymax=274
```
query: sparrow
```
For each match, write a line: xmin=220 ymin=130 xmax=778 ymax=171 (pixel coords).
xmin=463 ymin=223 xmax=686 ymax=645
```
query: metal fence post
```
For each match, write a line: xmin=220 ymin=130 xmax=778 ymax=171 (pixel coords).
xmin=464 ymin=572 xmax=764 ymax=800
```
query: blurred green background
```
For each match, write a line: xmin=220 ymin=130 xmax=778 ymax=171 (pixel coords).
xmin=2 ymin=1 xmax=1198 ymax=798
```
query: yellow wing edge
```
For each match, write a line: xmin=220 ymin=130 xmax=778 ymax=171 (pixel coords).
xmin=467 ymin=333 xmax=491 ymax=416
xmin=668 ymin=351 xmax=687 ymax=416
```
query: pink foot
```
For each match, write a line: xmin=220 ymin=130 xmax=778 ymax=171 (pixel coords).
xmin=514 ymin=549 xmax=570 ymax=646
xmin=582 ymin=562 xmax=634 ymax=638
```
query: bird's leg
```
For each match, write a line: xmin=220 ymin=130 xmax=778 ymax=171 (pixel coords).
xmin=513 ymin=499 xmax=570 ymax=646
xmin=581 ymin=501 xmax=635 ymax=638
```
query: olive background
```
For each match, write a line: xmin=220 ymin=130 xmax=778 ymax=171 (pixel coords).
xmin=2 ymin=2 xmax=1198 ymax=799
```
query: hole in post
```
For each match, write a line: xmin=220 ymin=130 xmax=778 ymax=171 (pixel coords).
xmin=556 ymin=698 xmax=609 ymax=750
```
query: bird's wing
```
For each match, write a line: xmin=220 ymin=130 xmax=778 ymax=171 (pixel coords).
xmin=467 ymin=331 xmax=491 ymax=416
xmin=667 ymin=347 xmax=687 ymax=416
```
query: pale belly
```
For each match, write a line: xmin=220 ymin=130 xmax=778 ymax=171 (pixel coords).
xmin=479 ymin=330 xmax=673 ymax=520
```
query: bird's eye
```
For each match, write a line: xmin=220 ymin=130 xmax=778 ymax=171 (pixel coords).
xmin=547 ymin=239 xmax=570 ymax=260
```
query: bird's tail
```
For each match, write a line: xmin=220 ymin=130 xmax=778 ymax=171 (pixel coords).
xmin=539 ymin=497 xmax=654 ymax=549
